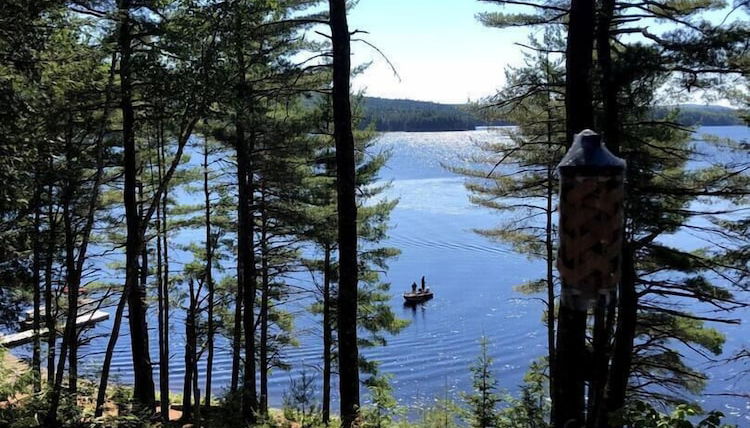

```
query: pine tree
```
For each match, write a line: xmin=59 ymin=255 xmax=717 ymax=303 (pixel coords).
xmin=328 ymin=0 xmax=361 ymax=425
xmin=479 ymin=0 xmax=749 ymax=424
xmin=452 ymin=29 xmax=565 ymax=420
xmin=462 ymin=337 xmax=502 ymax=428
xmin=305 ymin=97 xmax=407 ymax=421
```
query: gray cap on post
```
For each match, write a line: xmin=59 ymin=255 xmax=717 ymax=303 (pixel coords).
xmin=558 ymin=129 xmax=626 ymax=176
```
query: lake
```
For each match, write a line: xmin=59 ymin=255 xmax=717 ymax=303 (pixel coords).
xmin=27 ymin=126 xmax=750 ymax=423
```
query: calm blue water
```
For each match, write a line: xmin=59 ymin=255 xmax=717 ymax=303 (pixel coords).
xmin=20 ymin=127 xmax=750 ymax=423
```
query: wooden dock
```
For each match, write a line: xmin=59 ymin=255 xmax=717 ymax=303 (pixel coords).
xmin=0 ymin=309 xmax=109 ymax=348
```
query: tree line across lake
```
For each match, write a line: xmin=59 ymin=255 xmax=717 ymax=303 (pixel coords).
xmin=360 ymin=97 xmax=745 ymax=132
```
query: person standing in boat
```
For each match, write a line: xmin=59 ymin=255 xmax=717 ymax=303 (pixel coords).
xmin=420 ymin=276 xmax=427 ymax=293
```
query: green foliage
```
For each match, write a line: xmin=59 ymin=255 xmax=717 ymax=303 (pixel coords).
xmin=462 ymin=337 xmax=502 ymax=428
xmin=403 ymin=399 xmax=463 ymax=428
xmin=360 ymin=97 xmax=509 ymax=132
xmin=362 ymin=374 xmax=404 ymax=428
xmin=494 ymin=360 xmax=550 ymax=428
xmin=613 ymin=400 xmax=735 ymax=428
xmin=283 ymin=371 xmax=323 ymax=428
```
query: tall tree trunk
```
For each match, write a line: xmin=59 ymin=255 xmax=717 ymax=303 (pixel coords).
xmin=231 ymin=264 xmax=243 ymax=394
xmin=236 ymin=115 xmax=257 ymax=421
xmin=544 ymin=79 xmax=556 ymax=422
xmin=118 ymin=0 xmax=155 ymax=410
xmin=242 ymin=130 xmax=258 ymax=423
xmin=554 ymin=0 xmax=596 ymax=425
xmin=182 ymin=279 xmax=197 ymax=421
xmin=259 ymin=183 xmax=269 ymax=417
xmin=606 ymin=246 xmax=636 ymax=427
xmin=564 ymin=0 xmax=596 ymax=143
xmin=66 ymin=120 xmax=79 ymax=399
xmin=204 ymin=138 xmax=215 ymax=408
xmin=95 ymin=275 xmax=129 ymax=417
xmin=45 ymin=167 xmax=57 ymax=388
xmin=192 ymin=354 xmax=202 ymax=427
xmin=587 ymin=3 xmax=621 ymax=425
xmin=233 ymin=14 xmax=257 ymax=420
xmin=329 ymin=1 xmax=360 ymax=426
xmin=160 ymin=123 xmax=170 ymax=415
xmin=155 ymin=124 xmax=169 ymax=423
xmin=32 ymin=170 xmax=42 ymax=393
xmin=322 ymin=243 xmax=333 ymax=425
xmin=597 ymin=0 xmax=619 ymax=156
xmin=47 ymin=127 xmax=79 ymax=424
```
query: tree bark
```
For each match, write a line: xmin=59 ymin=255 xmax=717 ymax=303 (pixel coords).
xmin=544 ymin=83 xmax=556 ymax=422
xmin=95 ymin=281 xmax=128 ymax=416
xmin=182 ymin=278 xmax=197 ymax=421
xmin=259 ymin=183 xmax=269 ymax=417
xmin=596 ymin=0 xmax=619 ymax=156
xmin=204 ymin=138 xmax=215 ymax=408
xmin=242 ymin=129 xmax=258 ymax=423
xmin=47 ymin=122 xmax=80 ymax=424
xmin=32 ymin=169 xmax=42 ymax=393
xmin=119 ymin=0 xmax=156 ymax=410
xmin=329 ymin=1 xmax=360 ymax=426
xmin=565 ymin=0 xmax=596 ymax=143
xmin=553 ymin=305 xmax=587 ymax=428
xmin=322 ymin=243 xmax=333 ymax=425
xmin=160 ymin=123 xmax=170 ymax=416
xmin=553 ymin=0 xmax=597 ymax=425
xmin=155 ymin=125 xmax=169 ymax=423
xmin=233 ymin=13 xmax=257 ymax=420
xmin=45 ymin=166 xmax=57 ymax=388
xmin=606 ymin=246 xmax=637 ymax=427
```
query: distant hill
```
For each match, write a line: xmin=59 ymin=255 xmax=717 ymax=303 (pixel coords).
xmin=361 ymin=97 xmax=744 ymax=132
xmin=650 ymin=104 xmax=745 ymax=126
xmin=360 ymin=97 xmax=510 ymax=132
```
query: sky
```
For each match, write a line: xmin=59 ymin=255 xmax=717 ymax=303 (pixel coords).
xmin=347 ymin=0 xmax=532 ymax=104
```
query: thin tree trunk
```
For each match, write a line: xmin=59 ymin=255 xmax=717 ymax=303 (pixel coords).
xmin=231 ymin=265 xmax=243 ymax=395
xmin=544 ymin=80 xmax=556 ymax=422
xmin=160 ymin=123 xmax=170 ymax=415
xmin=230 ymin=252 xmax=243 ymax=395
xmin=155 ymin=123 xmax=169 ymax=423
xmin=329 ymin=1 xmax=360 ymax=425
xmin=204 ymin=137 xmax=215 ymax=408
xmin=119 ymin=0 xmax=156 ymax=410
xmin=45 ymin=166 xmax=57 ymax=388
xmin=192 ymin=355 xmax=202 ymax=426
xmin=32 ymin=170 xmax=42 ymax=393
xmin=233 ymin=14 xmax=257 ymax=420
xmin=66 ymin=118 xmax=79 ymax=399
xmin=95 ymin=279 xmax=128 ymax=417
xmin=242 ymin=129 xmax=258 ymax=423
xmin=182 ymin=279 xmax=196 ymax=421
xmin=47 ymin=125 xmax=79 ymax=424
xmin=322 ymin=243 xmax=333 ymax=425
xmin=606 ymin=247 xmax=637 ymax=427
xmin=50 ymin=76 xmax=111 ymax=420
xmin=595 ymin=3 xmax=622 ymax=423
xmin=259 ymin=183 xmax=269 ymax=417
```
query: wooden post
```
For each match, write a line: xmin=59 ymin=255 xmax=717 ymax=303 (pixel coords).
xmin=553 ymin=130 xmax=625 ymax=428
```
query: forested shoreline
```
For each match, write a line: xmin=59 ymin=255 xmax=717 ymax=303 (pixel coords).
xmin=360 ymin=98 xmax=745 ymax=132
xmin=0 ymin=0 xmax=748 ymax=427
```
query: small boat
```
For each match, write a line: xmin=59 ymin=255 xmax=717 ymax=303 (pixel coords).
xmin=403 ymin=289 xmax=434 ymax=304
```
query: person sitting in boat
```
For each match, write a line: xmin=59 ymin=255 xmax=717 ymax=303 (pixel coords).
xmin=411 ymin=282 xmax=418 ymax=294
